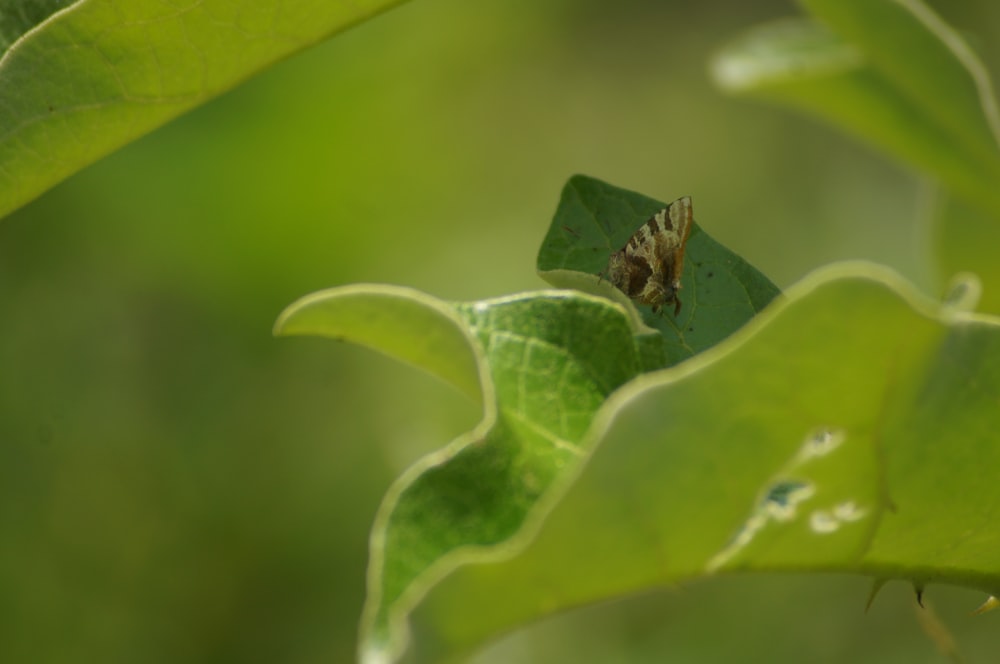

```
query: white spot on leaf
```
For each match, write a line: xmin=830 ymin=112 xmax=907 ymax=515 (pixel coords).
xmin=801 ymin=427 xmax=846 ymax=459
xmin=809 ymin=510 xmax=840 ymax=534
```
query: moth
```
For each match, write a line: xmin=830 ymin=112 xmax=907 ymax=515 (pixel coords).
xmin=601 ymin=196 xmax=693 ymax=316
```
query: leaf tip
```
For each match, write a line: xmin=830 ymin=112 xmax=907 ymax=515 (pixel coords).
xmin=941 ymin=272 xmax=982 ymax=312
xmin=914 ymin=582 xmax=926 ymax=608
xmin=972 ymin=595 xmax=1000 ymax=616
xmin=865 ymin=578 xmax=889 ymax=613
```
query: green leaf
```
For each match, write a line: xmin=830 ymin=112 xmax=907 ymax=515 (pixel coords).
xmin=711 ymin=2 xmax=1000 ymax=314
xmin=799 ymin=0 xmax=1000 ymax=164
xmin=407 ymin=263 xmax=1000 ymax=662
xmin=273 ymin=285 xmax=483 ymax=402
xmin=275 ymin=285 xmax=659 ymax=664
xmin=0 ymin=1 xmax=74 ymax=55
xmin=710 ymin=3 xmax=1000 ymax=218
xmin=536 ymin=175 xmax=781 ymax=368
xmin=278 ymin=230 xmax=1000 ymax=661
xmin=0 ymin=0 xmax=407 ymax=220
xmin=275 ymin=176 xmax=778 ymax=662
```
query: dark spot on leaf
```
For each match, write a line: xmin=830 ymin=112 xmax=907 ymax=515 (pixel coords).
xmin=707 ymin=271 xmax=714 ymax=278
xmin=764 ymin=480 xmax=809 ymax=507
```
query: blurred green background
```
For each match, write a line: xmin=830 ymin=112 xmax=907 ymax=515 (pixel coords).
xmin=2 ymin=0 xmax=999 ymax=661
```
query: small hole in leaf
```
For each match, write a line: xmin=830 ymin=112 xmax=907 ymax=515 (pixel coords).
xmin=833 ymin=501 xmax=866 ymax=522
xmin=803 ymin=427 xmax=845 ymax=457
xmin=810 ymin=510 xmax=839 ymax=533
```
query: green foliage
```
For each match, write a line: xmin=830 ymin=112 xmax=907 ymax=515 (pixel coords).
xmin=279 ymin=219 xmax=1000 ymax=663
xmin=409 ymin=265 xmax=1000 ymax=661
xmin=712 ymin=18 xmax=1000 ymax=214
xmin=271 ymin=2 xmax=1000 ymax=662
xmin=0 ymin=0 xmax=407 ymax=219
xmin=711 ymin=0 xmax=1000 ymax=309
xmin=0 ymin=0 xmax=74 ymax=53
xmin=275 ymin=185 xmax=777 ymax=662
xmin=6 ymin=0 xmax=999 ymax=661
xmin=537 ymin=175 xmax=780 ymax=367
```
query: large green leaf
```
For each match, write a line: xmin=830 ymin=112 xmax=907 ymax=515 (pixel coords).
xmin=406 ymin=264 xmax=1000 ymax=662
xmin=537 ymin=175 xmax=780 ymax=368
xmin=798 ymin=0 xmax=1000 ymax=166
xmin=278 ymin=260 xmax=1000 ymax=663
xmin=276 ymin=286 xmax=660 ymax=663
xmin=0 ymin=0 xmax=406 ymax=219
xmin=711 ymin=0 xmax=1000 ymax=315
xmin=275 ymin=176 xmax=777 ymax=662
xmin=795 ymin=0 xmax=1000 ymax=310
xmin=710 ymin=11 xmax=1000 ymax=219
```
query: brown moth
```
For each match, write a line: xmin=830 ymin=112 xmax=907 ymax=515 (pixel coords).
xmin=601 ymin=196 xmax=693 ymax=316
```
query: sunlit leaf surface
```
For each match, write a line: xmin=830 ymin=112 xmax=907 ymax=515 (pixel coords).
xmin=0 ymin=0 xmax=407 ymax=219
